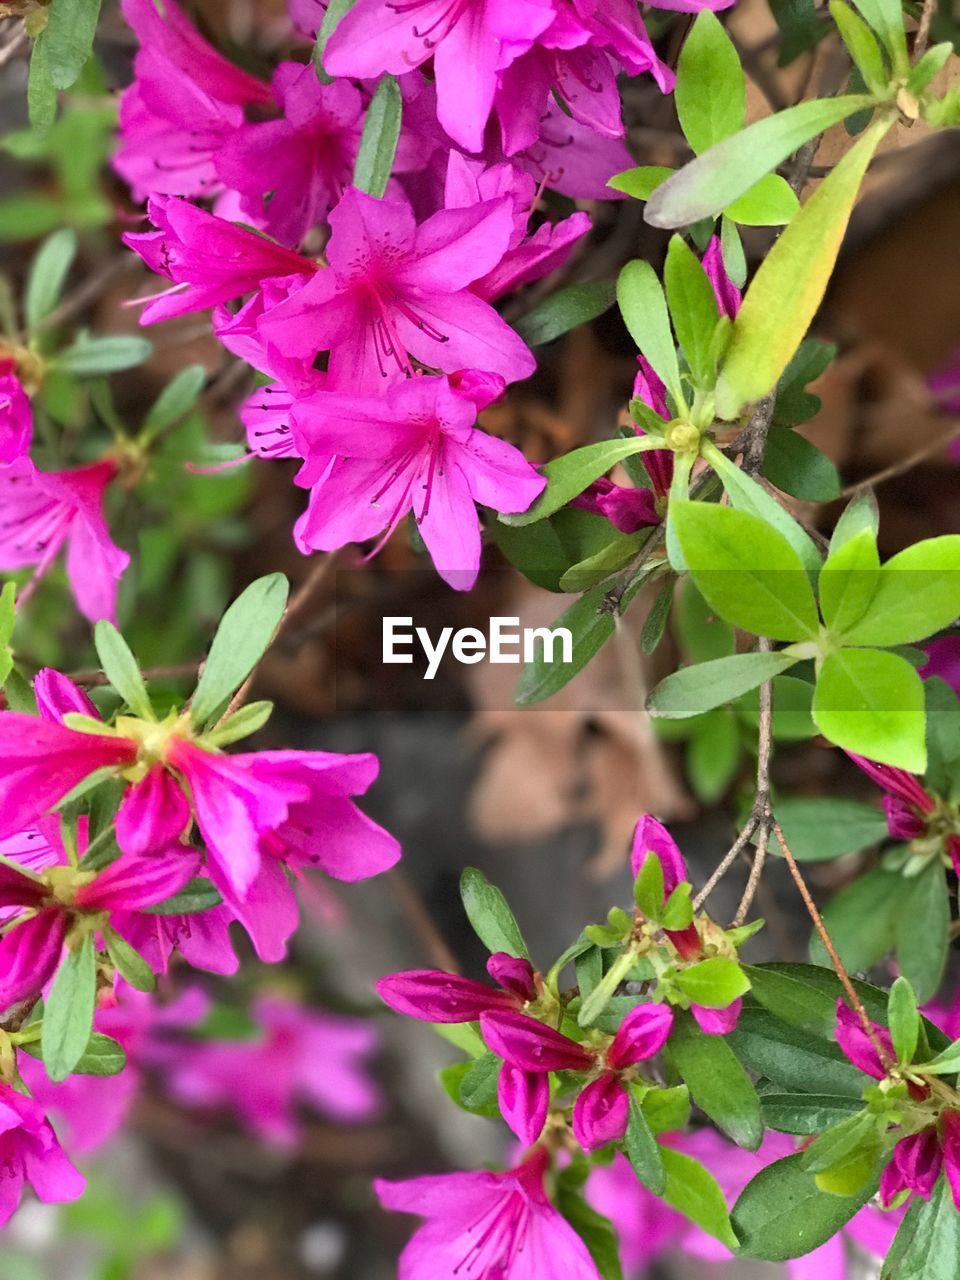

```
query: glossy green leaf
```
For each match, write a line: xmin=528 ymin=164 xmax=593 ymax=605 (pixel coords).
xmin=728 ymin=1008 xmax=867 ymax=1097
xmin=660 ymin=1147 xmax=739 ymax=1248
xmin=623 ymin=1089 xmax=666 ymax=1193
xmin=648 ymin=650 xmax=799 ymax=718
xmin=887 ymin=976 xmax=919 ymax=1064
xmin=45 ymin=0 xmax=102 ymax=90
xmin=715 ymin=119 xmax=889 ymax=417
xmin=607 ymin=165 xmax=674 ymax=199
xmin=617 ymin=260 xmax=683 ymax=403
xmin=460 ymin=867 xmax=530 ymax=960
xmin=633 ymin=850 xmax=665 ymax=920
xmin=896 ymin=862 xmax=948 ymax=1003
xmin=673 ymin=502 xmax=820 ymax=640
xmin=501 ymin=437 xmax=662 ymax=527
xmin=675 ymin=10 xmax=745 ymax=152
xmin=881 ymin=1176 xmax=960 ymax=1280
xmin=764 ymin=429 xmax=841 ymax=501
xmin=42 ymin=933 xmax=97 ymax=1082
xmin=773 ymin=795 xmax=888 ymax=862
xmin=514 ymin=584 xmax=615 ymax=705
xmin=839 ymin=536 xmax=960 ymax=646
xmin=830 ymin=490 xmax=879 ymax=553
xmin=664 ymin=234 xmax=719 ymax=384
xmin=644 ymin=95 xmax=876 ymax=229
xmin=808 ymin=864 xmax=903 ymax=974
xmin=191 ymin=573 xmax=289 ymax=728
xmin=725 ymin=173 xmax=801 ymax=226
xmin=203 ymin=700 xmax=274 ymax=747
xmin=353 ymin=75 xmax=402 ymax=199
xmin=142 ymin=879 xmax=224 ymax=916
xmin=829 ymin=0 xmax=888 ymax=91
xmin=104 ymin=928 xmax=155 ymax=993
xmin=667 ymin=1012 xmax=762 ymax=1149
xmin=515 ymin=280 xmax=617 ymax=346
xmin=819 ymin=527 xmax=881 ymax=636
xmin=849 ymin=0 xmax=909 ymax=73
xmin=676 ymin=957 xmax=751 ymax=1009
xmin=812 ymin=647 xmax=926 ymax=772
xmin=761 ymin=1093 xmax=863 ymax=1134
xmin=93 ymin=621 xmax=152 ymax=720
xmin=675 ymin=579 xmax=735 ymax=661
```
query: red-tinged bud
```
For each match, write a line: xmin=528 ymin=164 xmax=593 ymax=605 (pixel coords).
xmin=881 ymin=1128 xmax=942 ymax=1206
xmin=630 ymin=815 xmax=687 ymax=897
xmin=607 ymin=1002 xmax=674 ymax=1069
xmin=691 ymin=998 xmax=742 ymax=1036
xmin=572 ymin=1073 xmax=629 ymax=1151
xmin=486 ymin=952 xmax=536 ymax=1003
xmin=480 ymin=1010 xmax=594 ymax=1073
xmin=497 ymin=1062 xmax=549 ymax=1146
xmin=376 ymin=970 xmax=518 ymax=1023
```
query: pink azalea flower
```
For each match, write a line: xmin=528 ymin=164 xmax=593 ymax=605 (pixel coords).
xmin=375 ymin=1146 xmax=602 ymax=1279
xmin=0 ymin=1084 xmax=85 ymax=1225
xmin=834 ymin=1000 xmax=896 ymax=1082
xmin=377 ymin=952 xmax=536 ymax=1022
xmin=702 ymin=235 xmax=742 ymax=319
xmin=442 ymin=152 xmax=591 ymax=302
xmin=847 ymin=752 xmax=937 ymax=841
xmin=480 ymin=1003 xmax=673 ymax=1148
xmin=159 ymin=993 xmax=382 ymax=1144
xmin=0 ymin=368 xmax=31 ymax=466
xmin=571 ymin=476 xmax=661 ymax=533
xmin=324 ymin=0 xmax=556 ymax=153
xmin=214 ymin=63 xmax=364 ymax=247
xmin=514 ymin=100 xmax=635 ymax=200
xmin=124 ymin=195 xmax=316 ymax=323
xmin=0 ymin=839 xmax=199 ymax=1009
xmin=630 ymin=816 xmax=742 ymax=1033
xmin=920 ymin=636 xmax=960 ymax=695
xmin=258 ymin=187 xmax=536 ymax=391
xmin=119 ymin=0 xmax=272 ymax=109
xmin=0 ymin=458 xmax=130 ymax=623
xmin=290 ymin=372 xmax=544 ymax=589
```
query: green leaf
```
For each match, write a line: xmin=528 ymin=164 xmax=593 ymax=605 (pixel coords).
xmin=715 ymin=119 xmax=888 ymax=417
xmin=881 ymin=1176 xmax=960 ymax=1280
xmin=0 ymin=581 xmax=15 ymax=647
xmin=687 ymin=709 xmax=741 ymax=802
xmin=773 ymin=795 xmax=888 ymax=862
xmin=724 ymin=173 xmax=801 ymax=226
xmin=761 ymin=1092 xmax=863 ymax=1134
xmin=616 ymin=259 xmax=683 ymax=403
xmin=667 ymin=1012 xmax=762 ymax=1149
xmin=720 ymin=216 xmax=747 ymax=286
xmin=500 ymin=437 xmax=662 ymax=527
xmin=664 ymin=234 xmax=720 ymax=384
xmin=798 ymin=1110 xmax=877 ymax=1176
xmin=58 ymin=335 xmax=153 ymax=375
xmin=887 ymin=975 xmax=919 ymax=1064
xmin=623 ymin=1089 xmax=666 ymax=1193
xmin=675 ymin=10 xmax=745 ymax=152
xmin=848 ymin=0 xmax=909 ymax=73
xmin=673 ymin=502 xmax=820 ymax=640
xmin=457 ymin=1052 xmax=502 ymax=1114
xmin=662 ymin=882 xmax=694 ymax=930
xmin=104 ymin=928 xmax=155 ymax=993
xmin=675 ymin=578 xmax=735 ymax=661
xmin=915 ymin=1039 xmax=960 ymax=1076
xmin=773 ymin=338 xmax=837 ymax=427
xmin=514 ymin=584 xmax=614 ymax=705
xmin=643 ymin=1084 xmax=691 ymax=1134
xmin=926 ymin=675 xmax=960 ymax=802
xmin=45 ymin=0 xmax=102 ymax=90
xmin=648 ymin=650 xmax=799 ymax=718
xmin=72 ymin=1032 xmax=126 ymax=1077
xmin=764 ymin=429 xmax=841 ymax=501
xmin=839 ymin=536 xmax=960 ymax=646
xmin=770 ymin=0 xmax=832 ymax=62
xmin=645 ymin=95 xmax=876 ymax=229
xmin=896 ymin=862 xmax=948 ymax=1003
xmin=829 ymin=0 xmax=888 ymax=91
xmin=733 ymin=1152 xmax=876 ymax=1260
xmin=633 ymin=849 xmax=665 ymax=920
xmin=660 ymin=1147 xmax=739 ymax=1249
xmin=830 ymin=489 xmax=879 ymax=553
xmin=353 ymin=75 xmax=402 ymax=199
xmin=203 ymin=700 xmax=274 ymax=747
xmin=514 ymin=280 xmax=616 ymax=346
xmin=190 ymin=573 xmax=289 ymax=728
xmin=42 ymin=933 xmax=97 ymax=1082
xmin=808 ymin=863 xmax=903 ymax=974
xmin=24 ymin=228 xmax=76 ymax=331
xmin=459 ymin=867 xmax=529 ymax=960
xmin=907 ymin=41 xmax=953 ymax=94
xmin=728 ymin=1008 xmax=867 ymax=1097
xmin=812 ymin=647 xmax=926 ymax=772
xmin=142 ymin=878 xmax=224 ymax=916
xmin=141 ymin=365 xmax=206 ymax=442
xmin=819 ymin=527 xmax=881 ymax=636
xmin=676 ymin=957 xmax=751 ymax=1009
xmin=27 ymin=36 xmax=58 ymax=136
xmin=93 ymin=621 xmax=153 ymax=720
xmin=313 ymin=0 xmax=355 ymax=83
xmin=607 ymin=165 xmax=674 ymax=200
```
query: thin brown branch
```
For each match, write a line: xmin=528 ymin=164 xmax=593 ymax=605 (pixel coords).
xmin=773 ymin=818 xmax=895 ymax=1071
xmin=840 ymin=419 xmax=960 ymax=497
xmin=733 ymin=649 xmax=775 ymax=925
xmin=914 ymin=0 xmax=937 ymax=59
xmin=388 ymin=868 xmax=461 ymax=974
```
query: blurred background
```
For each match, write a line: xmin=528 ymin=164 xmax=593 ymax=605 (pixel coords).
xmin=0 ymin=0 xmax=959 ymax=1275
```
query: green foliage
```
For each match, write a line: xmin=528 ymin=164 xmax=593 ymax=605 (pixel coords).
xmin=623 ymin=1089 xmax=666 ymax=1193
xmin=42 ymin=932 xmax=98 ymax=1082
xmin=313 ymin=0 xmax=356 ymax=82
xmin=667 ymin=1012 xmax=763 ymax=1149
xmin=353 ymin=75 xmax=402 ymax=199
xmin=616 ymin=259 xmax=683 ymax=404
xmin=648 ymin=651 xmax=800 ymax=719
xmin=459 ymin=867 xmax=530 ymax=959
xmin=501 ymin=437 xmax=662 ymax=527
xmin=663 ymin=234 xmax=721 ymax=386
xmin=514 ymin=280 xmax=617 ymax=346
xmin=93 ymin=621 xmax=153 ymax=720
xmin=812 ymin=647 xmax=926 ymax=772
xmin=659 ymin=1146 xmax=739 ymax=1248
xmin=881 ymin=1177 xmax=960 ymax=1279
xmin=773 ymin=795 xmax=889 ymax=861
xmin=45 ymin=0 xmax=103 ymax=90
xmin=556 ymin=1164 xmax=625 ymax=1280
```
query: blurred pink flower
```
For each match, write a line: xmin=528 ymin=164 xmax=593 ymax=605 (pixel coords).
xmin=0 ymin=368 xmax=31 ymax=466
xmin=0 ymin=458 xmax=130 ymax=623
xmin=376 ymin=1146 xmax=602 ymax=1279
xmin=0 ymin=1084 xmax=85 ymax=1225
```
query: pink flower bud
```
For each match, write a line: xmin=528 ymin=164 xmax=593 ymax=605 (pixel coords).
xmin=607 ymin=1002 xmax=674 ymax=1069
xmin=692 ymin=998 xmax=742 ymax=1036
xmin=376 ymin=970 xmax=518 ymax=1023
xmin=486 ymin=953 xmax=536 ymax=1003
xmin=630 ymin=816 xmax=687 ymax=898
xmin=572 ymin=1073 xmax=629 ymax=1151
xmin=835 ymin=1001 xmax=893 ymax=1081
xmin=480 ymin=1010 xmax=594 ymax=1073
xmin=942 ymin=1110 xmax=960 ymax=1210
xmin=497 ymin=1062 xmax=549 ymax=1146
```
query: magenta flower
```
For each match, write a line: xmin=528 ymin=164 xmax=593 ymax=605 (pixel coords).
xmin=113 ymin=899 xmax=242 ymax=976
xmin=834 ymin=1000 xmax=896 ymax=1082
xmin=513 ymin=99 xmax=635 ymax=200
xmin=0 ymin=1084 xmax=85 ymax=1225
xmin=880 ymin=1126 xmax=944 ymax=1207
xmin=0 ymin=839 xmax=199 ymax=1009
xmin=480 ymin=1002 xmax=673 ymax=1149
xmin=702 ymin=236 xmax=742 ymax=319
xmin=571 ymin=476 xmax=661 ymax=532
xmin=0 ymin=368 xmax=31 ymax=466
xmin=324 ymin=0 xmax=556 ymax=153
xmin=159 ymin=994 xmax=382 ymax=1144
xmin=443 ymin=152 xmax=591 ymax=302
xmin=847 ymin=752 xmax=937 ymax=841
xmin=375 ymin=1146 xmax=602 ymax=1280
xmin=920 ymin=636 xmax=960 ymax=695
xmin=214 ymin=63 xmax=364 ymax=247
xmin=124 ymin=195 xmax=316 ymax=323
xmin=0 ymin=458 xmax=130 ymax=623
xmin=377 ymin=952 xmax=536 ymax=1022
xmin=257 ymin=187 xmax=536 ymax=391
xmin=290 ymin=373 xmax=544 ymax=589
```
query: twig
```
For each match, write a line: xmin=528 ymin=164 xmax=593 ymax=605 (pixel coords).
xmin=0 ymin=29 xmax=27 ymax=69
xmin=914 ymin=0 xmax=937 ymax=59
xmin=738 ymin=395 xmax=777 ymax=476
xmin=692 ymin=817 xmax=760 ymax=911
xmin=773 ymin=819 xmax=895 ymax=1071
xmin=388 ymin=868 xmax=460 ymax=974
xmin=733 ymin=648 xmax=775 ymax=925
xmin=839 ymin=419 xmax=960 ymax=497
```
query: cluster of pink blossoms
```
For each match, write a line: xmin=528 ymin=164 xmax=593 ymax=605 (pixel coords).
xmin=115 ymin=0 xmax=729 ymax=589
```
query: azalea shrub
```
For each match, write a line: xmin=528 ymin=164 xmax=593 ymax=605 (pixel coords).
xmin=0 ymin=0 xmax=959 ymax=1276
